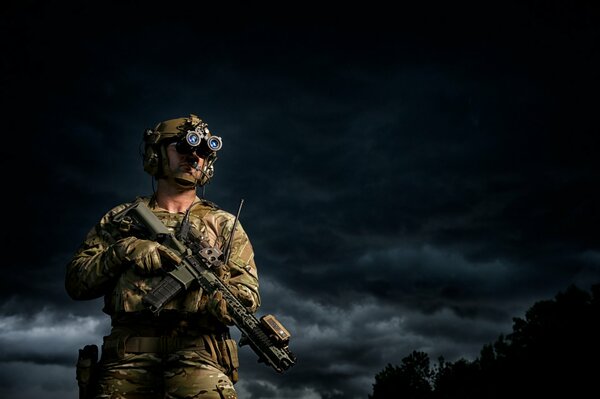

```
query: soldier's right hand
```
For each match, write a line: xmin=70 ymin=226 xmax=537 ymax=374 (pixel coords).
xmin=112 ymin=237 xmax=182 ymax=275
xmin=207 ymin=290 xmax=234 ymax=325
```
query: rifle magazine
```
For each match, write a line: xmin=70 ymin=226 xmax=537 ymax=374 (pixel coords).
xmin=142 ymin=275 xmax=185 ymax=313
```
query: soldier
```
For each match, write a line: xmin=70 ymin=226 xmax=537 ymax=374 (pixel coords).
xmin=66 ymin=114 xmax=260 ymax=399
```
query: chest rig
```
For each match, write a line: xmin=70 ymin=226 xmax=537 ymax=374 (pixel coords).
xmin=113 ymin=197 xmax=217 ymax=248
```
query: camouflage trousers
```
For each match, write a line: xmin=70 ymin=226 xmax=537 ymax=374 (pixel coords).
xmin=93 ymin=351 xmax=237 ymax=399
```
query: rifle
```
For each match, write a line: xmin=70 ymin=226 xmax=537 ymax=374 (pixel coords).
xmin=112 ymin=200 xmax=296 ymax=373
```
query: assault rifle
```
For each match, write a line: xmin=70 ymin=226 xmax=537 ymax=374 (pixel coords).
xmin=112 ymin=200 xmax=296 ymax=373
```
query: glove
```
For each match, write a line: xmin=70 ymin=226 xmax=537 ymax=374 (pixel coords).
xmin=112 ymin=237 xmax=182 ymax=275
xmin=229 ymin=284 xmax=255 ymax=309
xmin=207 ymin=290 xmax=233 ymax=325
xmin=206 ymin=284 xmax=256 ymax=325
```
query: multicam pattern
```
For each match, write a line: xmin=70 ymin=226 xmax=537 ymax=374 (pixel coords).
xmin=94 ymin=352 xmax=236 ymax=399
xmin=66 ymin=196 xmax=259 ymax=398
xmin=66 ymin=195 xmax=260 ymax=315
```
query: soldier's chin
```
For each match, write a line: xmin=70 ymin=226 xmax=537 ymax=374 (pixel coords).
xmin=172 ymin=172 xmax=197 ymax=189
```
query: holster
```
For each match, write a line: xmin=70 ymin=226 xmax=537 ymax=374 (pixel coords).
xmin=76 ymin=344 xmax=99 ymax=399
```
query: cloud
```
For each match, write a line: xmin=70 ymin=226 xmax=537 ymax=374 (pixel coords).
xmin=0 ymin=362 xmax=77 ymax=399
xmin=235 ymin=275 xmax=516 ymax=398
xmin=0 ymin=310 xmax=108 ymax=365
xmin=236 ymin=379 xmax=323 ymax=399
xmin=0 ymin=309 xmax=109 ymax=399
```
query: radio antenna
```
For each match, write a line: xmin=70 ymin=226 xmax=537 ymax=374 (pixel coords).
xmin=223 ymin=198 xmax=244 ymax=264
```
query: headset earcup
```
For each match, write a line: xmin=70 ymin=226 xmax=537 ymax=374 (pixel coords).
xmin=143 ymin=146 xmax=159 ymax=176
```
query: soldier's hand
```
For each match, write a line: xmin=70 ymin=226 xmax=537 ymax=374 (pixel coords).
xmin=113 ymin=237 xmax=182 ymax=275
xmin=229 ymin=284 xmax=256 ymax=309
xmin=207 ymin=290 xmax=233 ymax=325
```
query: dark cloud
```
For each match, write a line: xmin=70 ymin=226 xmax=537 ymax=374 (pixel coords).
xmin=2 ymin=1 xmax=600 ymax=398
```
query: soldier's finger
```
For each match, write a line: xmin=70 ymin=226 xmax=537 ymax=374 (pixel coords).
xmin=158 ymin=245 xmax=182 ymax=264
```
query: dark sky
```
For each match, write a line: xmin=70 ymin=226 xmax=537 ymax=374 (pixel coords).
xmin=2 ymin=1 xmax=600 ymax=398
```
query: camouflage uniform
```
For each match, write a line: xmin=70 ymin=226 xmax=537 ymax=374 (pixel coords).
xmin=66 ymin=195 xmax=260 ymax=399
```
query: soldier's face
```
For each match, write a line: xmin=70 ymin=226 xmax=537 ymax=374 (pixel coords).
xmin=166 ymin=142 xmax=205 ymax=178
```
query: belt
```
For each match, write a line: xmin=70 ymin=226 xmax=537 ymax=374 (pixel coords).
xmin=110 ymin=312 xmax=226 ymax=335
xmin=125 ymin=336 xmax=204 ymax=353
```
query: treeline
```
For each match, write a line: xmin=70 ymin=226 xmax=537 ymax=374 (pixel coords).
xmin=369 ymin=283 xmax=600 ymax=398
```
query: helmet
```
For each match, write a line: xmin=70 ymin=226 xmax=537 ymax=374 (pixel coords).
xmin=142 ymin=114 xmax=222 ymax=187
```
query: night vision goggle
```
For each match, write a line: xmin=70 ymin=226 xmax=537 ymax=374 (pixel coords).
xmin=174 ymin=125 xmax=223 ymax=158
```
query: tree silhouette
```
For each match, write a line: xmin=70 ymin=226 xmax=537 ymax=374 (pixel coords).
xmin=433 ymin=357 xmax=479 ymax=399
xmin=369 ymin=283 xmax=600 ymax=398
xmin=369 ymin=351 xmax=433 ymax=399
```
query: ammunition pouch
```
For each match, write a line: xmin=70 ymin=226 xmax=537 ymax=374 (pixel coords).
xmin=76 ymin=344 xmax=98 ymax=399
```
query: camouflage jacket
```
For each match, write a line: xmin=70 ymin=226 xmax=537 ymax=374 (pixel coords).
xmin=65 ymin=196 xmax=260 ymax=322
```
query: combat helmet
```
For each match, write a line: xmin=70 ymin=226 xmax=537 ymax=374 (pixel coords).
xmin=142 ymin=114 xmax=222 ymax=188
